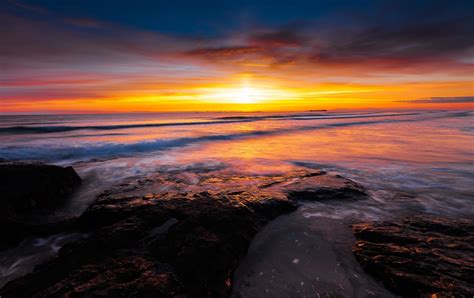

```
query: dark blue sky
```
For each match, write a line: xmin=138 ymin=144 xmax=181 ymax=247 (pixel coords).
xmin=4 ymin=0 xmax=472 ymax=37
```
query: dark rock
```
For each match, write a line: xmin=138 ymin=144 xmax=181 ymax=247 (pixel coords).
xmin=352 ymin=215 xmax=474 ymax=297
xmin=283 ymin=172 xmax=367 ymax=201
xmin=40 ymin=256 xmax=184 ymax=297
xmin=1 ymin=170 xmax=367 ymax=297
xmin=0 ymin=162 xmax=81 ymax=215
xmin=0 ymin=162 xmax=81 ymax=249
xmin=1 ymin=191 xmax=296 ymax=297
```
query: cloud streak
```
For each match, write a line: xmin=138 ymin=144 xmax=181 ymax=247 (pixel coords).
xmin=398 ymin=96 xmax=474 ymax=104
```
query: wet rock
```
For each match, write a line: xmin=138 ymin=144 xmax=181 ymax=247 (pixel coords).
xmin=1 ymin=191 xmax=296 ymax=297
xmin=0 ymin=162 xmax=81 ymax=215
xmin=352 ymin=215 xmax=474 ymax=297
xmin=1 ymin=170 xmax=368 ymax=297
xmin=282 ymin=172 xmax=367 ymax=201
xmin=0 ymin=162 xmax=81 ymax=249
xmin=95 ymin=169 xmax=367 ymax=203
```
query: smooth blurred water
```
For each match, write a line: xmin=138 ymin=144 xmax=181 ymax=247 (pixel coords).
xmin=0 ymin=110 xmax=473 ymax=292
xmin=1 ymin=110 xmax=472 ymax=219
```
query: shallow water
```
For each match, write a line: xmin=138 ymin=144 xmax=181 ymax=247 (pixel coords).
xmin=0 ymin=110 xmax=473 ymax=292
xmin=0 ymin=233 xmax=86 ymax=287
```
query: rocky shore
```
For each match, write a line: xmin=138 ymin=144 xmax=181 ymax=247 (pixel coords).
xmin=0 ymin=168 xmax=366 ymax=297
xmin=0 ymin=162 xmax=81 ymax=249
xmin=1 ymin=163 xmax=473 ymax=297
xmin=352 ymin=216 xmax=474 ymax=297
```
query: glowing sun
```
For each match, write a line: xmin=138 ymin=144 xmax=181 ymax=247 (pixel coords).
xmin=199 ymin=80 xmax=295 ymax=106
xmin=204 ymin=85 xmax=264 ymax=104
xmin=235 ymin=86 xmax=256 ymax=104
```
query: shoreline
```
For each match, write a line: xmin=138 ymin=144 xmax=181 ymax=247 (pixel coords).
xmin=1 ymin=162 xmax=473 ymax=296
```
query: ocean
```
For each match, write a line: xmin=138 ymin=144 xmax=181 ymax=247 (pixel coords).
xmin=1 ymin=110 xmax=473 ymax=294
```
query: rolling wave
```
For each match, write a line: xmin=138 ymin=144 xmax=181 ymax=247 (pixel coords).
xmin=0 ymin=119 xmax=253 ymax=134
xmin=0 ymin=111 xmax=469 ymax=162
xmin=0 ymin=112 xmax=421 ymax=134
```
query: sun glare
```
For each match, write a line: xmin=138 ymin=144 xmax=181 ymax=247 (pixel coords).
xmin=199 ymin=82 xmax=294 ymax=105
xmin=202 ymin=85 xmax=266 ymax=104
xmin=236 ymin=86 xmax=256 ymax=104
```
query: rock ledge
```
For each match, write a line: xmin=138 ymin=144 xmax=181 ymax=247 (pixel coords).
xmin=352 ymin=215 xmax=474 ymax=297
xmin=1 ymin=170 xmax=366 ymax=297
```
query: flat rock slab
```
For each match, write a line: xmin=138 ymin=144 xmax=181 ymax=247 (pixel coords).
xmin=93 ymin=169 xmax=367 ymax=203
xmin=352 ymin=215 xmax=474 ymax=297
xmin=1 ymin=170 xmax=367 ymax=297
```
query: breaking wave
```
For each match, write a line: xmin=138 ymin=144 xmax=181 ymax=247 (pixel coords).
xmin=0 ymin=110 xmax=470 ymax=162
xmin=0 ymin=112 xmax=422 ymax=134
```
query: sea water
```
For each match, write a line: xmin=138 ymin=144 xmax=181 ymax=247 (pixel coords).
xmin=1 ymin=110 xmax=473 ymax=292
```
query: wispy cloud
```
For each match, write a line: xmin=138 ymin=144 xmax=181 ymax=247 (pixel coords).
xmin=6 ymin=0 xmax=48 ymax=13
xmin=181 ymin=15 xmax=474 ymax=73
xmin=398 ymin=96 xmax=474 ymax=104
xmin=63 ymin=18 xmax=104 ymax=29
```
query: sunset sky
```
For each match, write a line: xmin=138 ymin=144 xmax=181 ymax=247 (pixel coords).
xmin=1 ymin=0 xmax=473 ymax=113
